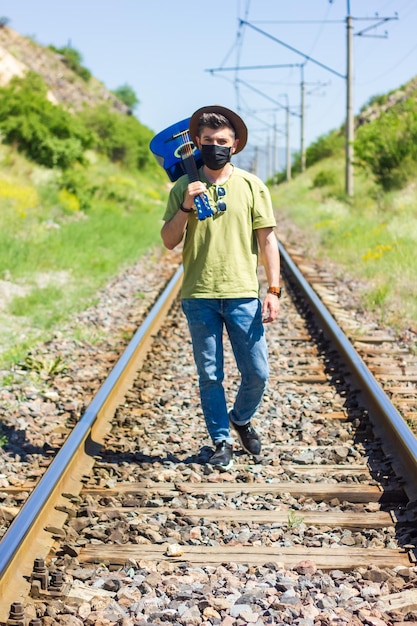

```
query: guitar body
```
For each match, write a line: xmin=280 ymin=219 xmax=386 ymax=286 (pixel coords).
xmin=149 ymin=118 xmax=203 ymax=183
xmin=149 ymin=118 xmax=215 ymax=220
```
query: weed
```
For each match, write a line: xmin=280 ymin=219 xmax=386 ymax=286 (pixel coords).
xmin=313 ymin=170 xmax=337 ymax=188
xmin=120 ymin=329 xmax=134 ymax=342
xmin=406 ymin=419 xmax=417 ymax=436
xmin=0 ymin=428 xmax=8 ymax=447
xmin=1 ymin=372 xmax=16 ymax=386
xmin=23 ymin=353 xmax=68 ymax=376
xmin=71 ymin=325 xmax=106 ymax=345
xmin=287 ymin=509 xmax=304 ymax=528
xmin=362 ymin=244 xmax=393 ymax=262
xmin=363 ymin=285 xmax=389 ymax=309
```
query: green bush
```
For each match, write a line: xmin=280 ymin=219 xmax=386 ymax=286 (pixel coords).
xmin=359 ymin=93 xmax=388 ymax=112
xmin=112 ymin=83 xmax=139 ymax=110
xmin=312 ymin=169 xmax=337 ymax=188
xmin=280 ymin=129 xmax=344 ymax=183
xmin=49 ymin=45 xmax=92 ymax=82
xmin=0 ymin=72 xmax=92 ymax=168
xmin=59 ymin=166 xmax=97 ymax=210
xmin=80 ymin=104 xmax=155 ymax=170
xmin=0 ymin=71 xmax=158 ymax=176
xmin=305 ymin=129 xmax=344 ymax=167
xmin=354 ymin=99 xmax=417 ymax=190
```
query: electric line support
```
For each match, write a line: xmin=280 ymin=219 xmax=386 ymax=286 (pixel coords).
xmin=205 ymin=64 xmax=302 ymax=182
xmin=345 ymin=2 xmax=398 ymax=196
xmin=300 ymin=65 xmax=306 ymax=173
xmin=346 ymin=11 xmax=354 ymax=196
xmin=236 ymin=79 xmax=297 ymax=182
xmin=208 ymin=11 xmax=397 ymax=196
xmin=221 ymin=20 xmax=345 ymax=186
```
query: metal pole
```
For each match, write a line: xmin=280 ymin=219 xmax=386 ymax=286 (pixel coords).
xmin=300 ymin=66 xmax=306 ymax=173
xmin=266 ymin=133 xmax=271 ymax=181
xmin=286 ymin=104 xmax=291 ymax=181
xmin=273 ymin=119 xmax=278 ymax=184
xmin=253 ymin=146 xmax=258 ymax=176
xmin=346 ymin=8 xmax=354 ymax=196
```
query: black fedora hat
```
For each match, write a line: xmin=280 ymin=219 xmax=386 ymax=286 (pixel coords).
xmin=189 ymin=105 xmax=248 ymax=154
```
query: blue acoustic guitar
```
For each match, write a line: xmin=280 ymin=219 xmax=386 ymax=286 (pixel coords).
xmin=149 ymin=118 xmax=215 ymax=220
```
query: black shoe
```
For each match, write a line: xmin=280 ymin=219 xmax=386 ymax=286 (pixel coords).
xmin=230 ymin=420 xmax=261 ymax=455
xmin=208 ymin=441 xmax=233 ymax=470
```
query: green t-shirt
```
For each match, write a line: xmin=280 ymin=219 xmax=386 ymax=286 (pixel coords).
xmin=163 ymin=165 xmax=276 ymax=299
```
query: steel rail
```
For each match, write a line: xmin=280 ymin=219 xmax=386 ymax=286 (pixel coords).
xmin=279 ymin=242 xmax=417 ymax=501
xmin=0 ymin=265 xmax=183 ymax=617
xmin=2 ymin=241 xmax=417 ymax=616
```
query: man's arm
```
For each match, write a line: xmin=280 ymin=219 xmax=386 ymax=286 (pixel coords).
xmin=160 ymin=209 xmax=189 ymax=250
xmin=160 ymin=180 xmax=207 ymax=250
xmin=256 ymin=226 xmax=281 ymax=323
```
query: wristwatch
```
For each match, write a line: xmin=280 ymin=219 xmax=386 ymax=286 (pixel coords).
xmin=267 ymin=286 xmax=282 ymax=298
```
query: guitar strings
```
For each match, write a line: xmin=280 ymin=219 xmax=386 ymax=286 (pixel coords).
xmin=179 ymin=129 xmax=193 ymax=159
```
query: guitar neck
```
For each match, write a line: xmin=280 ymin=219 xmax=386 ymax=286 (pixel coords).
xmin=181 ymin=154 xmax=200 ymax=183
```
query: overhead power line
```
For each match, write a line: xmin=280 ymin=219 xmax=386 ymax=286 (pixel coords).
xmin=239 ymin=20 xmax=346 ymax=79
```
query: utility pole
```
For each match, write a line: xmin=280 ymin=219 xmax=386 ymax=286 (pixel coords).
xmin=226 ymin=21 xmax=345 ymax=184
xmin=300 ymin=65 xmax=306 ymax=173
xmin=251 ymin=146 xmax=259 ymax=176
xmin=346 ymin=3 xmax=354 ymax=196
xmin=272 ymin=119 xmax=278 ymax=183
xmin=205 ymin=63 xmax=302 ymax=180
xmin=286 ymin=102 xmax=291 ymax=181
xmin=277 ymin=92 xmax=292 ymax=182
xmin=232 ymin=78 xmax=297 ymax=182
xmin=344 ymin=1 xmax=397 ymax=196
xmin=207 ymin=12 xmax=397 ymax=193
xmin=266 ymin=134 xmax=271 ymax=180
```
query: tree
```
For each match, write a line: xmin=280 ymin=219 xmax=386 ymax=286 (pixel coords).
xmin=112 ymin=84 xmax=139 ymax=110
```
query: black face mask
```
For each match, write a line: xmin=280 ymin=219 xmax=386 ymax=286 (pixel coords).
xmin=200 ymin=144 xmax=232 ymax=170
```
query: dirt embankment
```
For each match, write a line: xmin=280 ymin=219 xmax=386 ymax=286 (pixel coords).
xmin=0 ymin=25 xmax=128 ymax=113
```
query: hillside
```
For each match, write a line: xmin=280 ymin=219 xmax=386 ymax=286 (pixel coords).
xmin=0 ymin=25 xmax=168 ymax=366
xmin=356 ymin=75 xmax=417 ymax=126
xmin=0 ymin=21 xmax=416 ymax=364
xmin=0 ymin=25 xmax=128 ymax=114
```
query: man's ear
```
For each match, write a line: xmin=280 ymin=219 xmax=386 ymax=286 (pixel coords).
xmin=231 ymin=139 xmax=239 ymax=153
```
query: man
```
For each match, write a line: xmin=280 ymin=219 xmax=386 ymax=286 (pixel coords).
xmin=161 ymin=104 xmax=281 ymax=470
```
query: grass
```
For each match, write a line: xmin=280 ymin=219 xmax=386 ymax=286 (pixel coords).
xmin=270 ymin=155 xmax=417 ymax=333
xmin=2 ymin=138 xmax=417 ymax=371
xmin=0 ymin=145 xmax=169 ymax=366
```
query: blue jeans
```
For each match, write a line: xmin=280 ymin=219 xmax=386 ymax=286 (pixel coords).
xmin=181 ymin=298 xmax=269 ymax=445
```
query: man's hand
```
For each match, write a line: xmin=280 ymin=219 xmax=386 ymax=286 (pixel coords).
xmin=262 ymin=292 xmax=280 ymax=323
xmin=185 ymin=181 xmax=207 ymax=206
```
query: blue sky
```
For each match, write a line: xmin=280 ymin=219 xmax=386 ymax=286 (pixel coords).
xmin=1 ymin=0 xmax=416 ymax=176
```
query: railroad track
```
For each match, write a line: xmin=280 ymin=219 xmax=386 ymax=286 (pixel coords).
xmin=1 ymin=240 xmax=417 ymax=624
